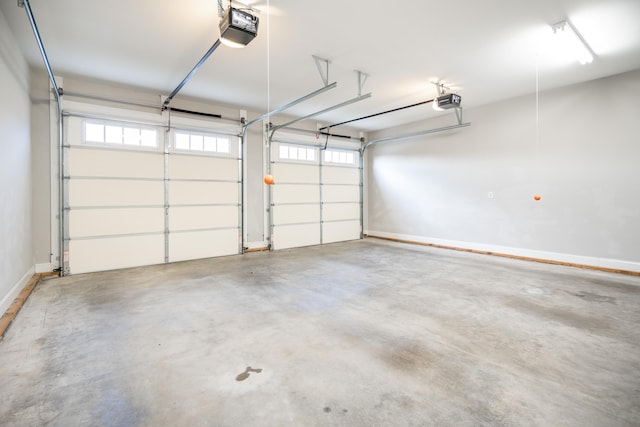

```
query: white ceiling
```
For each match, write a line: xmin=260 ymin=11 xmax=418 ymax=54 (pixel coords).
xmin=2 ymin=0 xmax=640 ymax=131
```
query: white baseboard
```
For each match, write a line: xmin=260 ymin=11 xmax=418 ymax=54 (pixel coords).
xmin=35 ymin=263 xmax=55 ymax=274
xmin=367 ymin=230 xmax=640 ymax=273
xmin=1 ymin=266 xmax=35 ymax=317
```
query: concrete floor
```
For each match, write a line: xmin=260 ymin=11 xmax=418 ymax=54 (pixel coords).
xmin=1 ymin=239 xmax=639 ymax=426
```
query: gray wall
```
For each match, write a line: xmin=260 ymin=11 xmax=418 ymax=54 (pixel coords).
xmin=367 ymin=69 xmax=640 ymax=271
xmin=0 ymin=8 xmax=33 ymax=311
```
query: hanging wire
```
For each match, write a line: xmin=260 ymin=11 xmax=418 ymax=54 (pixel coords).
xmin=267 ymin=0 xmax=271 ymax=124
xmin=535 ymin=52 xmax=540 ymax=186
xmin=536 ymin=55 xmax=540 ymax=156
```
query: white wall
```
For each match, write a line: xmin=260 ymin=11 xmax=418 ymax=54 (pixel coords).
xmin=0 ymin=8 xmax=34 ymax=315
xmin=367 ymin=69 xmax=640 ymax=272
xmin=30 ymin=69 xmax=52 ymax=269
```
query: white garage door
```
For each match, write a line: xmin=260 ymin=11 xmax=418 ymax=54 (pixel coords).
xmin=63 ymin=110 xmax=241 ymax=275
xmin=270 ymin=136 xmax=362 ymax=250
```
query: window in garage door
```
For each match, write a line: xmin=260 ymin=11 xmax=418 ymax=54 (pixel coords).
xmin=63 ymin=113 xmax=241 ymax=275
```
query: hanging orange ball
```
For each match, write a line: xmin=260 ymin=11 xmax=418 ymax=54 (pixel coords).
xmin=264 ymin=174 xmax=275 ymax=185
xmin=534 ymin=194 xmax=541 ymax=201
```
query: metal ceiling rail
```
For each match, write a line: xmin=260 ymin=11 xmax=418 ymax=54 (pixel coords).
xmin=162 ymin=39 xmax=222 ymax=110
xmin=363 ymin=122 xmax=471 ymax=152
xmin=19 ymin=0 xmax=65 ymax=275
xmin=271 ymin=92 xmax=372 ymax=131
xmin=20 ymin=0 xmax=61 ymax=101
xmin=243 ymin=82 xmax=338 ymax=129
xmin=272 ymin=125 xmax=359 ymax=141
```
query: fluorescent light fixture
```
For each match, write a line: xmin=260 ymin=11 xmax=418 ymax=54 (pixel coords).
xmin=551 ymin=20 xmax=594 ymax=64
xmin=219 ymin=7 xmax=259 ymax=48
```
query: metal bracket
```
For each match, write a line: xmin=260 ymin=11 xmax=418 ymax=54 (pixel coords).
xmin=433 ymin=81 xmax=449 ymax=96
xmin=230 ymin=0 xmax=259 ymax=13
xmin=356 ymin=70 xmax=369 ymax=97
xmin=455 ymin=107 xmax=463 ymax=125
xmin=313 ymin=55 xmax=331 ymax=87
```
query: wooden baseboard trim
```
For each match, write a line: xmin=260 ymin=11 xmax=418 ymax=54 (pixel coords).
xmin=244 ymin=246 xmax=270 ymax=253
xmin=367 ymin=235 xmax=640 ymax=277
xmin=0 ymin=272 xmax=54 ymax=338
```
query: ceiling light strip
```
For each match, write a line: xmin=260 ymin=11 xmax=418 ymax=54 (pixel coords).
xmin=551 ymin=20 xmax=594 ymax=64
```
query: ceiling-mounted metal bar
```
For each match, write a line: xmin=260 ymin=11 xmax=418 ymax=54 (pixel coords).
xmin=271 ymin=93 xmax=372 ymax=131
xmin=356 ymin=71 xmax=369 ymax=97
xmin=320 ymin=98 xmax=436 ymax=131
xmin=277 ymin=125 xmax=359 ymax=141
xmin=433 ymin=81 xmax=448 ymax=96
xmin=363 ymin=122 xmax=471 ymax=151
xmin=455 ymin=108 xmax=463 ymax=125
xmin=243 ymin=81 xmax=338 ymax=129
xmin=313 ymin=56 xmax=331 ymax=87
xmin=21 ymin=0 xmax=61 ymax=101
xmin=162 ymin=38 xmax=222 ymax=110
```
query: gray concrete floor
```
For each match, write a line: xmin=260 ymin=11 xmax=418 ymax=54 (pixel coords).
xmin=1 ymin=239 xmax=639 ymax=426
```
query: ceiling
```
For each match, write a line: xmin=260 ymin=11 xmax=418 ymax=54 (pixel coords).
xmin=2 ymin=0 xmax=640 ymax=131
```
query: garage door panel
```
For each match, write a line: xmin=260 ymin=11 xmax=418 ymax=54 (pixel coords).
xmin=169 ymin=229 xmax=239 ymax=262
xmin=273 ymin=204 xmax=320 ymax=225
xmin=323 ymin=221 xmax=361 ymax=244
xmin=68 ymin=148 xmax=163 ymax=179
xmin=271 ymin=163 xmax=319 ymax=184
xmin=272 ymin=223 xmax=321 ymax=250
xmin=69 ymin=235 xmax=165 ymax=274
xmin=69 ymin=208 xmax=164 ymax=238
xmin=323 ymin=203 xmax=360 ymax=222
xmin=69 ymin=179 xmax=164 ymax=207
xmin=322 ymin=166 xmax=360 ymax=184
xmin=272 ymin=185 xmax=320 ymax=204
xmin=170 ymin=155 xmax=238 ymax=180
xmin=169 ymin=206 xmax=238 ymax=231
xmin=322 ymin=185 xmax=360 ymax=203
xmin=169 ymin=181 xmax=239 ymax=205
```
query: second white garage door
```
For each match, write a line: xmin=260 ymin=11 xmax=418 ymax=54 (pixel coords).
xmin=270 ymin=138 xmax=362 ymax=250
